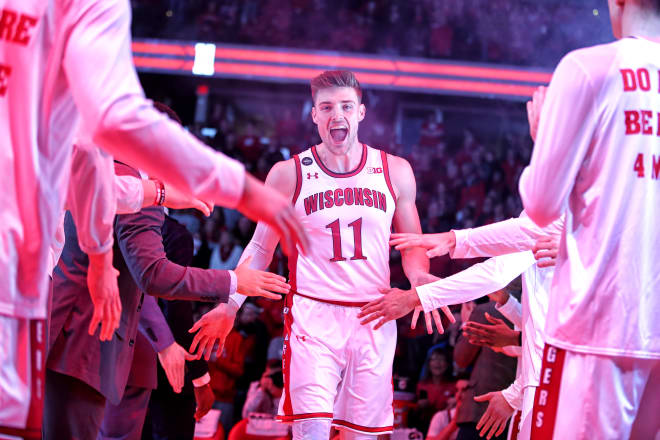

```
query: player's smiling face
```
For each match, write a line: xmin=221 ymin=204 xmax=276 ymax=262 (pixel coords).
xmin=311 ymin=86 xmax=365 ymax=155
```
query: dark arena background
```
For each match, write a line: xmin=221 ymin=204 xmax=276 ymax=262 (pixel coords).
xmin=128 ymin=1 xmax=616 ymax=439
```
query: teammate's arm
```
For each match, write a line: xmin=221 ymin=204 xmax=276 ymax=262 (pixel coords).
xmin=386 ymin=155 xmax=454 ymax=332
xmin=61 ymin=0 xmax=307 ymax=255
xmin=520 ymin=56 xmax=596 ymax=226
xmin=188 ymin=160 xmax=297 ymax=360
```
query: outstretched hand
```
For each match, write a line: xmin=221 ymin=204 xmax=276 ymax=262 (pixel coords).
xmin=533 ymin=235 xmax=559 ymax=268
xmin=526 ymin=86 xmax=547 ymax=142
xmin=86 ymin=251 xmax=122 ymax=341
xmin=234 ymin=256 xmax=290 ymax=300
xmin=188 ymin=301 xmax=238 ymax=360
xmin=389 ymin=232 xmax=456 ymax=258
xmin=463 ymin=313 xmax=519 ymax=348
xmin=162 ymin=181 xmax=214 ymax=216
xmin=358 ymin=288 xmax=420 ymax=329
xmin=474 ymin=391 xmax=514 ymax=439
xmin=158 ymin=342 xmax=188 ymax=393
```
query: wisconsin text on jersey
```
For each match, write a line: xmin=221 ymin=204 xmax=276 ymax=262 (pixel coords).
xmin=303 ymin=188 xmax=389 ymax=216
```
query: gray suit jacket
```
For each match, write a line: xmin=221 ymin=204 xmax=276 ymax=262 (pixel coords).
xmin=48 ymin=163 xmax=233 ymax=404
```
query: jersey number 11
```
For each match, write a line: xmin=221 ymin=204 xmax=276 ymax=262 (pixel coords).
xmin=326 ymin=218 xmax=367 ymax=262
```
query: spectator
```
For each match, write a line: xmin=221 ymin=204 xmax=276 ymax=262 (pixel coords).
xmin=427 ymin=377 xmax=470 ymax=440
xmin=241 ymin=361 xmax=284 ymax=418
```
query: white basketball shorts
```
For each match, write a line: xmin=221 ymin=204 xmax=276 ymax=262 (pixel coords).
xmin=531 ymin=344 xmax=660 ymax=440
xmin=0 ymin=314 xmax=45 ymax=440
xmin=277 ymin=294 xmax=396 ymax=435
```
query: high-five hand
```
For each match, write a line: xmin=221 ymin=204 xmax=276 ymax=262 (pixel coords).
xmin=234 ymin=256 xmax=290 ymax=300
xmin=390 ymin=232 xmax=456 ymax=258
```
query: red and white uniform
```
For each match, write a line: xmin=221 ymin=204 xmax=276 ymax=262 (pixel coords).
xmin=520 ymin=37 xmax=660 ymax=439
xmin=278 ymin=144 xmax=397 ymax=434
xmin=0 ymin=0 xmax=246 ymax=435
xmin=415 ymin=213 xmax=563 ymax=440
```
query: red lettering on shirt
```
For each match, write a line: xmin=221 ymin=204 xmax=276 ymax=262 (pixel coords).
xmin=620 ymin=69 xmax=637 ymax=91
xmin=0 ymin=63 xmax=11 ymax=96
xmin=0 ymin=9 xmax=38 ymax=45
xmin=634 ymin=153 xmax=645 ymax=178
xmin=625 ymin=110 xmax=641 ymax=134
xmin=641 ymin=110 xmax=653 ymax=134
xmin=652 ymin=155 xmax=660 ymax=180
xmin=637 ymin=68 xmax=651 ymax=91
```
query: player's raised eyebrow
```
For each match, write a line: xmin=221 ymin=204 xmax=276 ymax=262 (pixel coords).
xmin=317 ymin=99 xmax=357 ymax=105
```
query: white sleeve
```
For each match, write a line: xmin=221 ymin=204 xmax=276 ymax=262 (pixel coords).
xmin=450 ymin=213 xmax=564 ymax=259
xmin=62 ymin=0 xmax=246 ymax=209
xmin=228 ymin=221 xmax=280 ymax=308
xmin=426 ymin=410 xmax=451 ymax=437
xmin=415 ymin=251 xmax=536 ymax=313
xmin=501 ymin=375 xmax=525 ymax=411
xmin=519 ymin=53 xmax=596 ymax=227
xmin=66 ymin=143 xmax=115 ymax=255
xmin=496 ymin=294 xmax=523 ymax=329
xmin=114 ymin=175 xmax=144 ymax=214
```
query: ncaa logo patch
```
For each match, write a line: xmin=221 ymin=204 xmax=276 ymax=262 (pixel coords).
xmin=301 ymin=157 xmax=313 ymax=166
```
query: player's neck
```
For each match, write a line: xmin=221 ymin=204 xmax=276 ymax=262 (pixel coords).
xmin=316 ymin=140 xmax=363 ymax=173
xmin=623 ymin=9 xmax=660 ymax=40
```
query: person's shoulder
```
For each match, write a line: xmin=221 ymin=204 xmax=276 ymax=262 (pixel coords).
xmin=558 ymin=41 xmax=622 ymax=81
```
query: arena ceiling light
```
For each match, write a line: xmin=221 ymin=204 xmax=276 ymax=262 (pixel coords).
xmin=132 ymin=39 xmax=552 ymax=100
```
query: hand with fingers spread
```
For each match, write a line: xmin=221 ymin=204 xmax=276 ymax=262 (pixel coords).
xmin=463 ymin=313 xmax=520 ymax=349
xmin=389 ymin=231 xmax=456 ymax=258
xmin=157 ymin=341 xmax=189 ymax=393
xmin=238 ymin=174 xmax=309 ymax=257
xmin=86 ymin=250 xmax=122 ymax=341
xmin=188 ymin=301 xmax=238 ymax=361
xmin=526 ymin=86 xmax=547 ymax=142
xmin=194 ymin=383 xmax=215 ymax=421
xmin=474 ymin=391 xmax=514 ymax=439
xmin=234 ymin=256 xmax=291 ymax=299
xmin=408 ymin=272 xmax=456 ymax=334
xmin=533 ymin=235 xmax=560 ymax=268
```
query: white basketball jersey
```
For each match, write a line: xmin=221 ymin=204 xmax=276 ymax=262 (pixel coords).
xmin=290 ymin=144 xmax=396 ymax=304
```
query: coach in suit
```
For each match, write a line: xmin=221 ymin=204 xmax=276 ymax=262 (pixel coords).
xmin=141 ymin=215 xmax=216 ymax=440
xmin=45 ymin=163 xmax=235 ymax=439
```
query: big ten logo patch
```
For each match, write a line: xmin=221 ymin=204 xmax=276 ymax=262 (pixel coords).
xmin=367 ymin=167 xmax=383 ymax=174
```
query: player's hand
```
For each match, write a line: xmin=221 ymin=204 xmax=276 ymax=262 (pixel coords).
xmin=410 ymin=306 xmax=456 ymax=335
xmin=238 ymin=174 xmax=309 ymax=257
xmin=389 ymin=232 xmax=456 ymax=258
xmin=162 ymin=181 xmax=214 ymax=216
xmin=86 ymin=250 xmax=122 ymax=341
xmin=487 ymin=288 xmax=509 ymax=306
xmin=533 ymin=235 xmax=559 ymax=268
xmin=194 ymin=383 xmax=215 ymax=421
xmin=158 ymin=342 xmax=189 ymax=393
xmin=188 ymin=301 xmax=239 ymax=360
xmin=463 ymin=313 xmax=520 ymax=348
xmin=526 ymin=86 xmax=547 ymax=142
xmin=474 ymin=391 xmax=514 ymax=439
xmin=235 ymin=256 xmax=290 ymax=300
xmin=358 ymin=287 xmax=421 ymax=329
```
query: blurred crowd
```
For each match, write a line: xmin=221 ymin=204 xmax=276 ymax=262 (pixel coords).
xmin=163 ymin=92 xmax=529 ymax=437
xmin=131 ymin=0 xmax=609 ymax=67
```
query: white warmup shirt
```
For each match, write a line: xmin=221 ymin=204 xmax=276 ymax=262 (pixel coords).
xmin=416 ymin=213 xmax=563 ymax=408
xmin=520 ymin=37 xmax=660 ymax=359
xmin=0 ymin=0 xmax=246 ymax=319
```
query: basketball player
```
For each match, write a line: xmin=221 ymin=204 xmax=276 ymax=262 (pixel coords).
xmin=518 ymin=1 xmax=660 ymax=438
xmin=188 ymin=70 xmax=452 ymax=439
xmin=0 ymin=1 xmax=307 ymax=438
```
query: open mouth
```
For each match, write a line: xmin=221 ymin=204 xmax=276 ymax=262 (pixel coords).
xmin=329 ymin=127 xmax=348 ymax=143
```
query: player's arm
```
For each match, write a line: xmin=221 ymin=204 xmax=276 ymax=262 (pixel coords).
xmin=66 ymin=142 xmax=120 ymax=342
xmin=519 ymin=55 xmax=596 ymax=226
xmin=359 ymin=251 xmax=535 ymax=328
xmin=116 ymin=176 xmax=212 ymax=216
xmin=61 ymin=0 xmax=307 ymax=255
xmin=391 ymin=212 xmax=565 ymax=260
xmin=188 ymin=160 xmax=296 ymax=360
xmin=387 ymin=154 xmax=429 ymax=286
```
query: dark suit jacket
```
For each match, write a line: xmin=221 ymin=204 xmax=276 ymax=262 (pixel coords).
xmin=48 ymin=163 xmax=232 ymax=404
xmin=454 ymin=301 xmax=518 ymax=424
